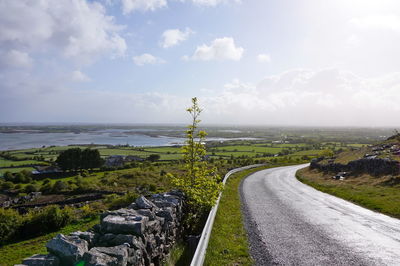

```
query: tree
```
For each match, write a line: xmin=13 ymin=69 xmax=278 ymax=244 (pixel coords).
xmin=56 ymin=148 xmax=103 ymax=171
xmin=81 ymin=148 xmax=103 ymax=170
xmin=56 ymin=148 xmax=82 ymax=171
xmin=168 ymin=97 xmax=223 ymax=209
xmin=147 ymin=154 xmax=160 ymax=162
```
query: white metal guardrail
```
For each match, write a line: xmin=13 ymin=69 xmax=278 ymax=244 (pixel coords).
xmin=190 ymin=164 xmax=266 ymax=266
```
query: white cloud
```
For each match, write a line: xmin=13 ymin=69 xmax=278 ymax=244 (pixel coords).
xmin=198 ymin=69 xmax=400 ymax=126
xmin=350 ymin=15 xmax=400 ymax=32
xmin=160 ymin=28 xmax=193 ymax=48
xmin=0 ymin=50 xmax=33 ymax=68
xmin=0 ymin=0 xmax=126 ymax=64
xmin=121 ymin=0 xmax=167 ymax=14
xmin=133 ymin=53 xmax=165 ymax=66
xmin=257 ymin=54 xmax=271 ymax=63
xmin=119 ymin=0 xmax=238 ymax=12
xmin=3 ymin=66 xmax=400 ymax=126
xmin=71 ymin=70 xmax=91 ymax=82
xmin=186 ymin=37 xmax=244 ymax=61
xmin=189 ymin=0 xmax=240 ymax=7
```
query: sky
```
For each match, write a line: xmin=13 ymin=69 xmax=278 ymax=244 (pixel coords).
xmin=1 ymin=0 xmax=400 ymax=127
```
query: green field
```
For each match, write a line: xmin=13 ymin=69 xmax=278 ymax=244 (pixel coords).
xmin=211 ymin=145 xmax=283 ymax=153
xmin=0 ymin=159 xmax=47 ymax=168
xmin=0 ymin=167 xmax=35 ymax=175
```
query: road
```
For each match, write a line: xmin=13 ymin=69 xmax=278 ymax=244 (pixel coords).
xmin=241 ymin=164 xmax=400 ymax=266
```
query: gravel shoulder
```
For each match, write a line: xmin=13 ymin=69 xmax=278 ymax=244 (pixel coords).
xmin=241 ymin=165 xmax=400 ymax=266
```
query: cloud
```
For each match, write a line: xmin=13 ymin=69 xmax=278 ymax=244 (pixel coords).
xmin=0 ymin=0 xmax=126 ymax=64
xmin=71 ymin=70 xmax=91 ymax=82
xmin=121 ymin=0 xmax=167 ymax=14
xmin=189 ymin=0 xmax=240 ymax=7
xmin=160 ymin=28 xmax=193 ymax=48
xmin=350 ymin=15 xmax=400 ymax=32
xmin=198 ymin=69 xmax=400 ymax=126
xmin=133 ymin=53 xmax=166 ymax=66
xmin=186 ymin=37 xmax=244 ymax=61
xmin=257 ymin=54 xmax=271 ymax=63
xmin=0 ymin=50 xmax=33 ymax=68
xmin=120 ymin=0 xmax=238 ymax=13
xmin=3 ymin=66 xmax=400 ymax=127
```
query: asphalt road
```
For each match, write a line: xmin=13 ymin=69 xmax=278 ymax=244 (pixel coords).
xmin=241 ymin=164 xmax=400 ymax=266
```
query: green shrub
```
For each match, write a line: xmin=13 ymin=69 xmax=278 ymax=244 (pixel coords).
xmin=40 ymin=182 xmax=53 ymax=194
xmin=79 ymin=205 xmax=98 ymax=219
xmin=106 ymin=192 xmax=138 ymax=209
xmin=149 ymin=183 xmax=157 ymax=192
xmin=52 ymin=180 xmax=69 ymax=193
xmin=24 ymin=184 xmax=39 ymax=193
xmin=21 ymin=206 xmax=73 ymax=237
xmin=0 ymin=208 xmax=22 ymax=244
xmin=81 ymin=169 xmax=89 ymax=177
xmin=1 ymin=181 xmax=14 ymax=190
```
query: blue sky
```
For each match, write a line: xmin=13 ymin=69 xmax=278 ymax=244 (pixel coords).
xmin=1 ymin=0 xmax=400 ymax=126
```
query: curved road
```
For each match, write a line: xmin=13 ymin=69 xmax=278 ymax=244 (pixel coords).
xmin=241 ymin=164 xmax=400 ymax=266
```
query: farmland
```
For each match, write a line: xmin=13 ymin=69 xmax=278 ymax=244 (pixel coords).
xmin=0 ymin=125 xmax=395 ymax=264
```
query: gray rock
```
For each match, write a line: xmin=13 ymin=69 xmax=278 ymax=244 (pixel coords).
xmin=146 ymin=234 xmax=157 ymax=258
xmin=155 ymin=216 xmax=165 ymax=226
xmin=101 ymin=215 xmax=148 ymax=236
xmin=151 ymin=193 xmax=181 ymax=208
xmin=112 ymin=234 xmax=139 ymax=248
xmin=46 ymin=234 xmax=88 ymax=265
xmin=135 ymin=209 xmax=156 ymax=221
xmin=70 ymin=231 xmax=96 ymax=247
xmin=155 ymin=234 xmax=165 ymax=246
xmin=155 ymin=208 xmax=174 ymax=222
xmin=146 ymin=220 xmax=162 ymax=234
xmin=127 ymin=248 xmax=144 ymax=266
xmin=83 ymin=249 xmax=118 ymax=266
xmin=93 ymin=245 xmax=129 ymax=266
xmin=22 ymin=254 xmax=59 ymax=266
xmin=101 ymin=209 xmax=137 ymax=220
xmin=97 ymin=233 xmax=116 ymax=246
xmin=135 ymin=196 xmax=157 ymax=210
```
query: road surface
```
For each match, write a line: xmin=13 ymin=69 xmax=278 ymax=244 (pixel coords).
xmin=241 ymin=164 xmax=400 ymax=265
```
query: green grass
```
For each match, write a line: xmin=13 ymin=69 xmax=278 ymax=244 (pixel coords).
xmin=291 ymin=149 xmax=327 ymax=156
xmin=166 ymin=241 xmax=194 ymax=266
xmin=0 ymin=217 xmax=99 ymax=266
xmin=143 ymin=147 xmax=182 ymax=153
xmin=0 ymin=159 xmax=47 ymax=168
xmin=296 ymin=168 xmax=400 ymax=219
xmin=211 ymin=145 xmax=283 ymax=153
xmin=204 ymin=166 xmax=268 ymax=266
xmin=0 ymin=167 xmax=35 ymax=174
xmin=97 ymin=148 xmax=150 ymax=156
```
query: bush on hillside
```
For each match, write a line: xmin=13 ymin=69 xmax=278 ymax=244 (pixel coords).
xmin=0 ymin=208 xmax=22 ymax=244
xmin=20 ymin=205 xmax=73 ymax=237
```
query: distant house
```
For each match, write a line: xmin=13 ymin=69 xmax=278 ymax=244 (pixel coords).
xmin=105 ymin=155 xmax=125 ymax=167
xmin=124 ymin=155 xmax=145 ymax=162
xmin=32 ymin=165 xmax=62 ymax=175
xmin=272 ymin=140 xmax=290 ymax=144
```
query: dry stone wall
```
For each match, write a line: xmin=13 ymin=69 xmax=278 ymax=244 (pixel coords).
xmin=18 ymin=191 xmax=185 ymax=266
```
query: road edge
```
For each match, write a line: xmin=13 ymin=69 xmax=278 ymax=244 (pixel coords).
xmin=239 ymin=168 xmax=275 ymax=266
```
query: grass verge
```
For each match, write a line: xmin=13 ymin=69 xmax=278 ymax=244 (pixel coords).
xmin=296 ymin=168 xmax=400 ymax=219
xmin=203 ymin=165 xmax=268 ymax=266
xmin=0 ymin=217 xmax=99 ymax=266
